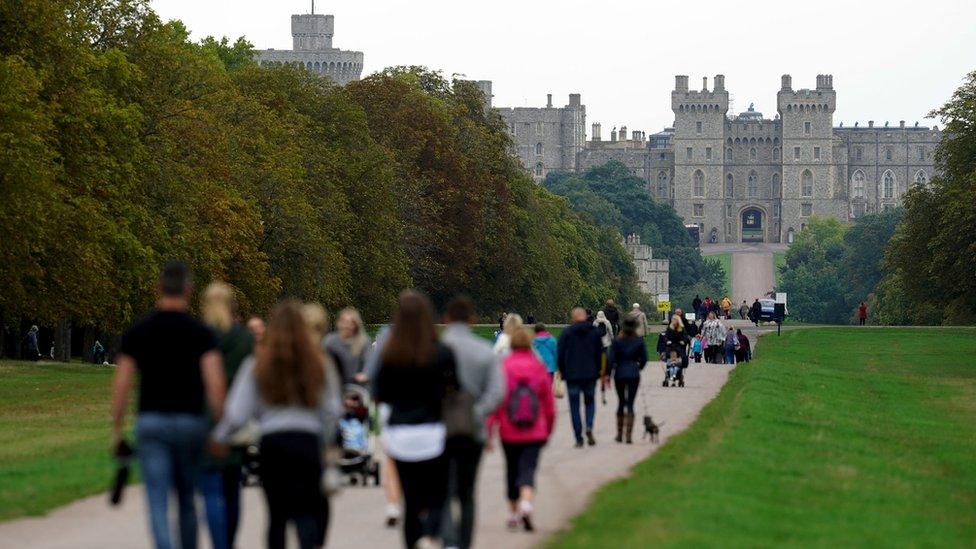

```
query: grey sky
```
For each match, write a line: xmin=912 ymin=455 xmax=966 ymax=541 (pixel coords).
xmin=151 ymin=0 xmax=975 ymax=135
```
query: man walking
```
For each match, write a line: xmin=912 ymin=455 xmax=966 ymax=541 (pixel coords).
xmin=440 ymin=296 xmax=505 ymax=549
xmin=858 ymin=302 xmax=868 ymax=326
xmin=111 ymin=262 xmax=226 ymax=549
xmin=601 ymin=299 xmax=621 ymax=335
xmin=739 ymin=300 xmax=750 ymax=320
xmin=750 ymin=298 xmax=762 ymax=326
xmin=631 ymin=303 xmax=648 ymax=338
xmin=557 ymin=307 xmax=605 ymax=448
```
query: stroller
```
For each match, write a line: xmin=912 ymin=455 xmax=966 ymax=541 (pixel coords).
xmin=661 ymin=349 xmax=685 ymax=388
xmin=337 ymin=384 xmax=380 ymax=486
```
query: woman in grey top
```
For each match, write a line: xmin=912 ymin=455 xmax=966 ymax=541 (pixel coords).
xmin=323 ymin=307 xmax=373 ymax=384
xmin=214 ymin=300 xmax=341 ymax=549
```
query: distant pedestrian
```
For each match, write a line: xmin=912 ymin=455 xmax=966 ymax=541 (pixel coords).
xmin=702 ymin=312 xmax=725 ymax=364
xmin=602 ymin=299 xmax=620 ymax=335
xmin=750 ymin=298 xmax=762 ymax=326
xmin=858 ymin=302 xmax=868 ymax=326
xmin=723 ymin=327 xmax=739 ymax=365
xmin=92 ymin=340 xmax=106 ymax=364
xmin=439 ymin=296 xmax=505 ymax=549
xmin=200 ymin=282 xmax=254 ymax=549
xmin=739 ymin=300 xmax=750 ymax=320
xmin=692 ymin=295 xmax=702 ymax=315
xmin=24 ymin=326 xmax=39 ymax=361
xmin=532 ymin=323 xmax=558 ymax=380
xmin=608 ymin=317 xmax=647 ymax=444
xmin=721 ymin=296 xmax=733 ymax=319
xmin=735 ymin=329 xmax=751 ymax=363
xmin=494 ymin=314 xmax=524 ymax=356
xmin=375 ymin=291 xmax=459 ymax=548
xmin=487 ymin=327 xmax=555 ymax=533
xmin=111 ymin=262 xmax=227 ymax=549
xmin=324 ymin=307 xmax=373 ymax=385
xmin=692 ymin=334 xmax=703 ymax=363
xmin=664 ymin=313 xmax=690 ymax=373
xmin=214 ymin=300 xmax=341 ymax=549
xmin=557 ymin=308 xmax=604 ymax=447
xmin=630 ymin=303 xmax=648 ymax=338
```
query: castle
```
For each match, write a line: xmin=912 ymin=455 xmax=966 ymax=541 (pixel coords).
xmin=497 ymin=74 xmax=941 ymax=244
xmin=253 ymin=7 xmax=363 ymax=85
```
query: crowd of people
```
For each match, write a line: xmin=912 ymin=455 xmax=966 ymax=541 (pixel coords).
xmin=110 ymin=264 xmax=670 ymax=549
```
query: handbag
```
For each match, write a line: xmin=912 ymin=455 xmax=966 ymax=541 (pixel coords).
xmin=553 ymin=371 xmax=566 ymax=399
xmin=442 ymin=363 xmax=475 ymax=438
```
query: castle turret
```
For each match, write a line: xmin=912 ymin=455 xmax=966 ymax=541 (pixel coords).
xmin=291 ymin=14 xmax=334 ymax=50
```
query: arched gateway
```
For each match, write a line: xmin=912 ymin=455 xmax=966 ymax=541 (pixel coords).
xmin=741 ymin=207 xmax=764 ymax=242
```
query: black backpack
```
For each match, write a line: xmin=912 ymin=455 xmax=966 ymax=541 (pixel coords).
xmin=506 ymin=380 xmax=540 ymax=429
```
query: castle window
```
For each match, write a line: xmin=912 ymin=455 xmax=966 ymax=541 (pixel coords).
xmin=801 ymin=203 xmax=813 ymax=217
xmin=747 ymin=172 xmax=758 ymax=197
xmin=773 ymin=147 xmax=780 ymax=161
xmin=855 ymin=147 xmax=862 ymax=161
xmin=726 ymin=205 xmax=733 ymax=218
xmin=773 ymin=204 xmax=780 ymax=218
xmin=772 ymin=173 xmax=781 ymax=198
xmin=706 ymin=147 xmax=712 ymax=160
xmin=793 ymin=147 xmax=801 ymax=160
xmin=919 ymin=146 xmax=925 ymax=161
xmin=814 ymin=146 xmax=821 ymax=160
xmin=535 ymin=163 xmax=544 ymax=177
xmin=801 ymin=170 xmax=814 ymax=197
xmin=914 ymin=170 xmax=928 ymax=186
xmin=536 ymin=122 xmax=544 ymax=136
xmin=686 ymin=147 xmax=693 ymax=161
xmin=726 ymin=148 xmax=733 ymax=162
xmin=750 ymin=147 xmax=757 ymax=161
xmin=883 ymin=170 xmax=895 ymax=198
xmin=851 ymin=170 xmax=866 ymax=198
xmin=804 ymin=121 xmax=811 ymax=135
xmin=693 ymin=170 xmax=705 ymax=197
xmin=657 ymin=171 xmax=669 ymax=198
xmin=693 ymin=203 xmax=704 ymax=217
xmin=885 ymin=146 xmax=892 ymax=161
xmin=725 ymin=173 xmax=734 ymax=198
xmin=535 ymin=142 xmax=543 ymax=156
xmin=696 ymin=121 xmax=703 ymax=134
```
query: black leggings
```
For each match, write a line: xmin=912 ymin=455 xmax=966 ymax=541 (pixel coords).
xmin=614 ymin=378 xmax=640 ymax=415
xmin=502 ymin=442 xmax=542 ymax=502
xmin=259 ymin=432 xmax=329 ymax=549
xmin=395 ymin=455 xmax=448 ymax=548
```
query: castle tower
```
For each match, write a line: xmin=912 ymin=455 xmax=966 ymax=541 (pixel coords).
xmin=671 ymin=74 xmax=729 ymax=243
xmin=777 ymin=74 xmax=837 ymax=241
xmin=291 ymin=14 xmax=334 ymax=50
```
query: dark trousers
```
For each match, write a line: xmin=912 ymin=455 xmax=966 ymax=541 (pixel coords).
xmin=501 ymin=442 xmax=543 ymax=502
xmin=395 ymin=454 xmax=448 ymax=548
xmin=566 ymin=379 xmax=597 ymax=443
xmin=441 ymin=437 xmax=483 ymax=549
xmin=259 ymin=432 xmax=328 ymax=549
xmin=859 ymin=317 xmax=866 ymax=326
xmin=614 ymin=378 xmax=640 ymax=415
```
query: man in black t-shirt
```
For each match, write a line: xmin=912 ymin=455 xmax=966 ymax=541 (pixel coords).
xmin=111 ymin=261 xmax=226 ymax=549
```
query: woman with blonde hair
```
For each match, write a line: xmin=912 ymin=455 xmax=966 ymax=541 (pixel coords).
xmin=664 ymin=309 xmax=690 ymax=385
xmin=493 ymin=313 xmax=523 ymax=356
xmin=199 ymin=282 xmax=253 ymax=549
xmin=324 ymin=307 xmax=373 ymax=385
xmin=214 ymin=300 xmax=341 ymax=549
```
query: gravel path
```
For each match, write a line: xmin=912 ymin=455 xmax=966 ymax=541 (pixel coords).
xmin=731 ymin=252 xmax=775 ymax=306
xmin=0 ymin=337 xmax=754 ymax=549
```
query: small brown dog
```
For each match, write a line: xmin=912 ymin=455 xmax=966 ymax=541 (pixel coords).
xmin=643 ymin=415 xmax=663 ymax=443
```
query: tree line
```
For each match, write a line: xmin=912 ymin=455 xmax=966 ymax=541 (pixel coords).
xmin=0 ymin=0 xmax=643 ymax=358
xmin=778 ymin=70 xmax=976 ymax=325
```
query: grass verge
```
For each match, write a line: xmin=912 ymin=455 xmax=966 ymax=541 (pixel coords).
xmin=548 ymin=328 xmax=976 ymax=547
xmin=0 ymin=361 xmax=116 ymax=521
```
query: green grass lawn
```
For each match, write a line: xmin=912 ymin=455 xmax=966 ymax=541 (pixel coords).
xmin=773 ymin=251 xmax=786 ymax=286
xmin=550 ymin=328 xmax=976 ymax=547
xmin=0 ymin=360 xmax=116 ymax=521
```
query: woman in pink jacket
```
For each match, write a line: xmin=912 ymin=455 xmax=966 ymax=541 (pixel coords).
xmin=487 ymin=328 xmax=556 ymax=533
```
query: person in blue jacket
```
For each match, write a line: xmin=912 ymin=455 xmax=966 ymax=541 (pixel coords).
xmin=557 ymin=308 xmax=605 ymax=448
xmin=532 ymin=323 xmax=558 ymax=380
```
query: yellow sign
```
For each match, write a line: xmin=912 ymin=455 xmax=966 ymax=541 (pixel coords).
xmin=656 ymin=301 xmax=671 ymax=312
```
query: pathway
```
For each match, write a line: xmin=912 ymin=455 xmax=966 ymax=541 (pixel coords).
xmin=731 ymin=252 xmax=775 ymax=306
xmin=0 ymin=336 xmax=757 ymax=549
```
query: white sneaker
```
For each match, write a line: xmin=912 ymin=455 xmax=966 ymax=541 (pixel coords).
xmin=385 ymin=504 xmax=401 ymax=527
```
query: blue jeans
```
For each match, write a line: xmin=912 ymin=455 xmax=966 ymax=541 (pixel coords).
xmin=725 ymin=347 xmax=736 ymax=365
xmin=566 ymin=379 xmax=597 ymax=443
xmin=136 ymin=413 xmax=208 ymax=549
xmin=200 ymin=465 xmax=241 ymax=549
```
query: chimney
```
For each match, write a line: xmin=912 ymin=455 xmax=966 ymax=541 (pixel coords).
xmin=781 ymin=74 xmax=792 ymax=91
xmin=568 ymin=93 xmax=581 ymax=107
xmin=675 ymin=75 xmax=689 ymax=92
xmin=714 ymin=74 xmax=725 ymax=91
xmin=592 ymin=123 xmax=602 ymax=141
xmin=610 ymin=127 xmax=618 ymax=142
xmin=632 ymin=130 xmax=640 ymax=141
xmin=620 ymin=125 xmax=628 ymax=140
xmin=702 ymin=76 xmax=708 ymax=92
xmin=868 ymin=120 xmax=874 ymax=128
xmin=546 ymin=93 xmax=552 ymax=108
xmin=899 ymin=120 xmax=905 ymax=128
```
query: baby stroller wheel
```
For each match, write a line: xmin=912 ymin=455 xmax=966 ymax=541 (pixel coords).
xmin=662 ymin=379 xmax=669 ymax=387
